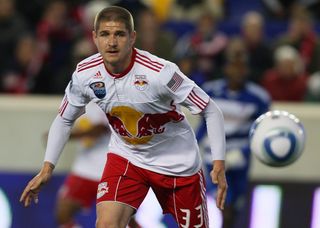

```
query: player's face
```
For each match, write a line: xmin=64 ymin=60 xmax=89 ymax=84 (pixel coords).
xmin=93 ymin=20 xmax=136 ymax=72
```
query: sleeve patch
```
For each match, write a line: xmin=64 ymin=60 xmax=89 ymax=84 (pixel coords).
xmin=167 ymin=72 xmax=184 ymax=92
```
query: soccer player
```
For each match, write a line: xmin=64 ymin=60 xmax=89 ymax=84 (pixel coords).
xmin=196 ymin=37 xmax=271 ymax=228
xmin=20 ymin=6 xmax=227 ymax=228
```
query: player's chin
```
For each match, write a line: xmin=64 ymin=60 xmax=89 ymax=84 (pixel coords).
xmin=104 ymin=55 xmax=120 ymax=64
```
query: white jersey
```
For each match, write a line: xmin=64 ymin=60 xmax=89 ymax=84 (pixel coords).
xmin=62 ymin=48 xmax=213 ymax=176
xmin=71 ymin=102 xmax=110 ymax=181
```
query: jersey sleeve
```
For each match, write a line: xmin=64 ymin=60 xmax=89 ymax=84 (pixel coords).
xmin=45 ymin=103 xmax=85 ymax=166
xmin=159 ymin=62 xmax=210 ymax=114
xmin=65 ymin=71 xmax=89 ymax=107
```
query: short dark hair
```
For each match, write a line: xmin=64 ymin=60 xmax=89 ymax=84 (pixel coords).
xmin=94 ymin=6 xmax=134 ymax=32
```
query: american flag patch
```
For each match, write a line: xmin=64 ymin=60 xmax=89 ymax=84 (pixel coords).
xmin=167 ymin=72 xmax=183 ymax=92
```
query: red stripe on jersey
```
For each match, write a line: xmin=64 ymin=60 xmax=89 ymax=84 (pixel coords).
xmin=136 ymin=53 xmax=164 ymax=67
xmin=188 ymin=90 xmax=207 ymax=110
xmin=59 ymin=100 xmax=68 ymax=116
xmin=78 ymin=57 xmax=103 ymax=70
xmin=135 ymin=55 xmax=162 ymax=71
xmin=78 ymin=55 xmax=102 ymax=67
xmin=58 ymin=97 xmax=67 ymax=113
xmin=135 ymin=59 xmax=160 ymax=72
xmin=78 ymin=60 xmax=104 ymax=73
xmin=191 ymin=90 xmax=207 ymax=107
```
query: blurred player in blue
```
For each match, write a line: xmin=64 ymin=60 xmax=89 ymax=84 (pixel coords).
xmin=196 ymin=37 xmax=271 ymax=228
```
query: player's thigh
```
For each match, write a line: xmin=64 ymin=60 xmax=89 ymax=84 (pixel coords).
xmin=153 ymin=169 xmax=209 ymax=228
xmin=96 ymin=201 xmax=136 ymax=228
xmin=97 ymin=153 xmax=149 ymax=209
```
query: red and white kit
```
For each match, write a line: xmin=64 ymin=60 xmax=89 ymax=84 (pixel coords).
xmin=45 ymin=48 xmax=225 ymax=227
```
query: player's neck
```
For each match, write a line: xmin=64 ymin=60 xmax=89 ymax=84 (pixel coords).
xmin=104 ymin=49 xmax=133 ymax=75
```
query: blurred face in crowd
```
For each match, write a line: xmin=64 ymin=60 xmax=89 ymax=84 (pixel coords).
xmin=136 ymin=10 xmax=158 ymax=46
xmin=44 ymin=0 xmax=67 ymax=29
xmin=276 ymin=59 xmax=297 ymax=79
xmin=224 ymin=38 xmax=249 ymax=89
xmin=198 ymin=14 xmax=215 ymax=38
xmin=15 ymin=35 xmax=36 ymax=66
xmin=0 ymin=0 xmax=14 ymax=19
xmin=242 ymin=13 xmax=264 ymax=45
xmin=289 ymin=16 xmax=312 ymax=40
xmin=225 ymin=59 xmax=248 ymax=90
xmin=93 ymin=20 xmax=136 ymax=73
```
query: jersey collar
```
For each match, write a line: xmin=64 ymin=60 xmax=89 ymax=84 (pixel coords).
xmin=104 ymin=48 xmax=136 ymax=79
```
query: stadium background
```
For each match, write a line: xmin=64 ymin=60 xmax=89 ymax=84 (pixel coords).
xmin=0 ymin=0 xmax=320 ymax=227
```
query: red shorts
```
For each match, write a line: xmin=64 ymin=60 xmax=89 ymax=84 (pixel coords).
xmin=58 ymin=174 xmax=99 ymax=209
xmin=97 ymin=153 xmax=209 ymax=227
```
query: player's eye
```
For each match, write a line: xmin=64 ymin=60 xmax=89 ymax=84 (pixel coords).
xmin=99 ymin=31 xmax=109 ymax=37
xmin=115 ymin=31 xmax=126 ymax=37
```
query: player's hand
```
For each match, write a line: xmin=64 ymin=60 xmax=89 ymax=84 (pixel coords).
xmin=210 ymin=160 xmax=228 ymax=210
xmin=19 ymin=162 xmax=54 ymax=207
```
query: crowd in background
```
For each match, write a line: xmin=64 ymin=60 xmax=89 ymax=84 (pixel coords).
xmin=1 ymin=0 xmax=320 ymax=102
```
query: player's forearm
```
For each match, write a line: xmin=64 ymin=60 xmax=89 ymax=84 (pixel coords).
xmin=203 ymin=99 xmax=226 ymax=160
xmin=44 ymin=115 xmax=74 ymax=165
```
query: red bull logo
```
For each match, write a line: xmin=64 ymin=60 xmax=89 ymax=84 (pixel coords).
xmin=107 ymin=105 xmax=184 ymax=144
xmin=134 ymin=75 xmax=148 ymax=91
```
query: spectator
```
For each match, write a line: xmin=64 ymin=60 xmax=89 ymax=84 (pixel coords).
xmin=241 ymin=11 xmax=273 ymax=84
xmin=31 ymin=0 xmax=76 ymax=94
xmin=1 ymin=34 xmax=38 ymax=93
xmin=175 ymin=11 xmax=228 ymax=82
xmin=168 ymin=0 xmax=224 ymax=22
xmin=0 ymin=0 xmax=29 ymax=91
xmin=262 ymin=0 xmax=319 ymax=20
xmin=135 ymin=8 xmax=176 ymax=61
xmin=275 ymin=8 xmax=320 ymax=74
xmin=261 ymin=45 xmax=309 ymax=101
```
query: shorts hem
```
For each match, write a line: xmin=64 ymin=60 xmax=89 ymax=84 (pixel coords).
xmin=96 ymin=200 xmax=138 ymax=211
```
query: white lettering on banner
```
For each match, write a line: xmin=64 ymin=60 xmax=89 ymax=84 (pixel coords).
xmin=180 ymin=204 xmax=204 ymax=228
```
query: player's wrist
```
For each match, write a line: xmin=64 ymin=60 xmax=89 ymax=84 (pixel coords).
xmin=40 ymin=161 xmax=55 ymax=175
xmin=212 ymin=160 xmax=225 ymax=171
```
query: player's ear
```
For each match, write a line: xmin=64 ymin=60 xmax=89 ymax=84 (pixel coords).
xmin=130 ymin=31 xmax=136 ymax=46
xmin=92 ymin=30 xmax=98 ymax=47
